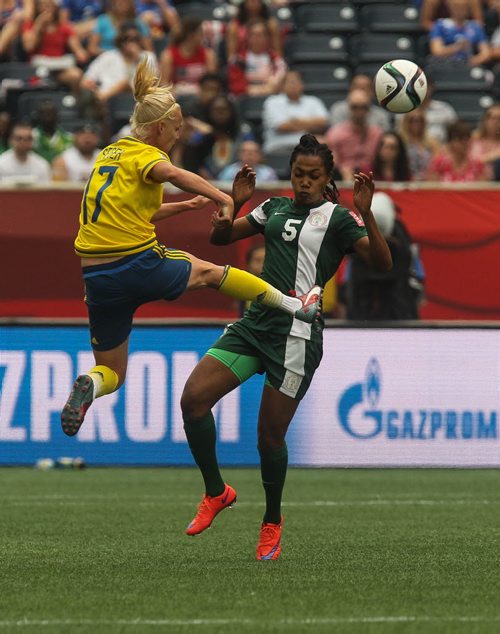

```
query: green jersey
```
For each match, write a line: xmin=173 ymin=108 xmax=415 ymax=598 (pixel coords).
xmin=244 ymin=196 xmax=367 ymax=340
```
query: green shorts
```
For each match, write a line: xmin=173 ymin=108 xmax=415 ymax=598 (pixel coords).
xmin=206 ymin=320 xmax=323 ymax=401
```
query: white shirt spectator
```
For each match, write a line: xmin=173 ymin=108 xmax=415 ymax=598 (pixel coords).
xmin=84 ymin=49 xmax=157 ymax=92
xmin=57 ymin=145 xmax=100 ymax=181
xmin=263 ymin=93 xmax=329 ymax=154
xmin=0 ymin=149 xmax=52 ymax=183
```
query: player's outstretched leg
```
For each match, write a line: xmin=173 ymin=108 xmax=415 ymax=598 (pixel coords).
xmin=256 ymin=516 xmax=283 ymax=561
xmin=61 ymin=374 xmax=94 ymax=436
xmin=186 ymin=483 xmax=237 ymax=536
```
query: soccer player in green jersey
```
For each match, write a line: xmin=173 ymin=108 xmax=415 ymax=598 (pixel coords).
xmin=182 ymin=134 xmax=393 ymax=560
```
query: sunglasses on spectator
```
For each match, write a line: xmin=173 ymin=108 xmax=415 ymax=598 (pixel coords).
xmin=13 ymin=135 xmax=33 ymax=141
xmin=350 ymin=104 xmax=369 ymax=110
xmin=123 ymin=35 xmax=140 ymax=42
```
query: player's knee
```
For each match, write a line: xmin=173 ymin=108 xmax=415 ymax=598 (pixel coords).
xmin=257 ymin=428 xmax=285 ymax=452
xmin=180 ymin=381 xmax=206 ymax=420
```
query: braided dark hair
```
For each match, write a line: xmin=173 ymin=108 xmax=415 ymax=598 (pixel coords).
xmin=289 ymin=134 xmax=339 ymax=203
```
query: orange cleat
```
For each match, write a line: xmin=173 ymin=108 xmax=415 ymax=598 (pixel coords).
xmin=256 ymin=516 xmax=283 ymax=560
xmin=186 ymin=483 xmax=237 ymax=536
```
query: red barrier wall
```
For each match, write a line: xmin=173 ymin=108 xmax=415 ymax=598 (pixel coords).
xmin=1 ymin=186 xmax=499 ymax=320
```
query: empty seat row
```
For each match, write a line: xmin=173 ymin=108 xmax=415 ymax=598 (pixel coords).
xmin=292 ymin=3 xmax=422 ymax=35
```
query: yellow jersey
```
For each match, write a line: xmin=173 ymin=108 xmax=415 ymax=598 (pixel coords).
xmin=74 ymin=136 xmax=170 ymax=258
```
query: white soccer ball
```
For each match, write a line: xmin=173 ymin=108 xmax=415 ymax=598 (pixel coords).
xmin=374 ymin=59 xmax=428 ymax=113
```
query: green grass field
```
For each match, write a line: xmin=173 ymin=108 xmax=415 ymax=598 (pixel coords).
xmin=1 ymin=467 xmax=500 ymax=634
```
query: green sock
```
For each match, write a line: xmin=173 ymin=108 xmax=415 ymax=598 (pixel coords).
xmin=184 ymin=413 xmax=225 ymax=497
xmin=259 ymin=444 xmax=288 ymax=525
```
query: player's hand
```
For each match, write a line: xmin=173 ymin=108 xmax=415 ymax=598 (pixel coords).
xmin=232 ymin=164 xmax=256 ymax=207
xmin=353 ymin=171 xmax=375 ymax=216
xmin=189 ymin=195 xmax=211 ymax=210
xmin=211 ymin=204 xmax=233 ymax=231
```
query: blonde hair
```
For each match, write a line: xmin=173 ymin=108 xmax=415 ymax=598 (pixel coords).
xmin=130 ymin=57 xmax=180 ymax=138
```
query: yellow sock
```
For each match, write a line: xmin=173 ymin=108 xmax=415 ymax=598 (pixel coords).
xmin=218 ymin=266 xmax=300 ymax=314
xmin=89 ymin=365 xmax=119 ymax=399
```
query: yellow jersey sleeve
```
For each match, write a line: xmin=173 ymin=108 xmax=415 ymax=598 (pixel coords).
xmin=74 ymin=137 xmax=171 ymax=258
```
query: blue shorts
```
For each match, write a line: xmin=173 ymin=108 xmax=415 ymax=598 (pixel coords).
xmin=83 ymin=245 xmax=192 ymax=351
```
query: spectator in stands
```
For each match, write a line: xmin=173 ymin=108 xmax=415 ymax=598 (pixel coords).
xmin=226 ymin=0 xmax=281 ymax=59
xmin=398 ymin=108 xmax=441 ymax=180
xmin=21 ymin=0 xmax=88 ymax=93
xmin=135 ymin=0 xmax=179 ymax=39
xmin=0 ymin=110 xmax=12 ymax=153
xmin=227 ymin=18 xmax=286 ymax=97
xmin=470 ymin=103 xmax=500 ymax=167
xmin=81 ymin=22 xmax=156 ymax=107
xmin=31 ymin=99 xmax=73 ymax=162
xmin=394 ymin=77 xmax=457 ymax=143
xmin=262 ymin=69 xmax=328 ymax=155
xmin=426 ymin=119 xmax=491 ymax=180
xmin=428 ymin=0 xmax=490 ymax=67
xmin=342 ymin=192 xmax=422 ymax=320
xmin=325 ymin=89 xmax=383 ymax=181
xmin=159 ymin=16 xmax=217 ymax=97
xmin=0 ymin=0 xmax=33 ymax=60
xmin=59 ymin=0 xmax=102 ymax=39
xmin=87 ymin=0 xmax=151 ymax=58
xmin=329 ymin=74 xmax=391 ymax=132
xmin=372 ymin=132 xmax=412 ymax=182
xmin=0 ymin=121 xmax=51 ymax=182
xmin=420 ymin=0 xmax=483 ymax=31
xmin=182 ymin=94 xmax=252 ymax=178
xmin=218 ymin=139 xmax=278 ymax=182
xmin=52 ymin=122 xmax=100 ymax=181
xmin=179 ymin=72 xmax=225 ymax=120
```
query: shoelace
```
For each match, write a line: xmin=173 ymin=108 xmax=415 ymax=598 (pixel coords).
xmin=260 ymin=525 xmax=279 ymax=545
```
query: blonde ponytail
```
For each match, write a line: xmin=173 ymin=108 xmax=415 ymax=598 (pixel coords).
xmin=130 ymin=56 xmax=180 ymax=137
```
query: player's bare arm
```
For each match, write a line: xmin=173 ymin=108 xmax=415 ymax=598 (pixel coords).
xmin=152 ymin=196 xmax=211 ymax=222
xmin=351 ymin=171 xmax=392 ymax=271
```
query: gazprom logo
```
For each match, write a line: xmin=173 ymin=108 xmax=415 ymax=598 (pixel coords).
xmin=338 ymin=358 xmax=497 ymax=440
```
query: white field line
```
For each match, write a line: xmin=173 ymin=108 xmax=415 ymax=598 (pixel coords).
xmin=1 ymin=616 xmax=500 ymax=628
xmin=2 ymin=497 xmax=500 ymax=508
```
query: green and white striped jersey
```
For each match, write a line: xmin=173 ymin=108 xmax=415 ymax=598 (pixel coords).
xmin=244 ymin=196 xmax=367 ymax=340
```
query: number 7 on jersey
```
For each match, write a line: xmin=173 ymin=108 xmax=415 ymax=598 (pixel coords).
xmin=82 ymin=165 xmax=119 ymax=224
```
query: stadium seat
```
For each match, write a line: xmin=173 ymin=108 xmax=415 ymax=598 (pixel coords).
xmin=0 ymin=62 xmax=36 ymax=82
xmin=17 ymin=90 xmax=79 ymax=124
xmin=293 ymin=3 xmax=360 ymax=33
xmin=359 ymin=4 xmax=422 ymax=34
xmin=433 ymin=91 xmax=495 ymax=126
xmin=285 ymin=33 xmax=349 ymax=64
xmin=349 ymin=33 xmax=417 ymax=66
xmin=108 ymin=93 xmax=135 ymax=133
xmin=425 ymin=65 xmax=492 ymax=92
xmin=354 ymin=62 xmax=385 ymax=78
xmin=176 ymin=2 xmax=229 ymax=21
xmin=313 ymin=89 xmax=350 ymax=110
xmin=264 ymin=153 xmax=291 ymax=180
xmin=290 ymin=64 xmax=351 ymax=92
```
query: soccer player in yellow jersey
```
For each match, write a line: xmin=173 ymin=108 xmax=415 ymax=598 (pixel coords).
xmin=61 ymin=57 xmax=322 ymax=437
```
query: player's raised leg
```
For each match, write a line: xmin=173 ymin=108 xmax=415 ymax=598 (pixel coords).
xmin=61 ymin=340 xmax=125 ymax=436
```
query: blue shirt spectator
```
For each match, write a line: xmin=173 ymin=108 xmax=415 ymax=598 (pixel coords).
xmin=93 ymin=12 xmax=149 ymax=50
xmin=61 ymin=0 xmax=102 ymax=22
xmin=218 ymin=140 xmax=278 ymax=182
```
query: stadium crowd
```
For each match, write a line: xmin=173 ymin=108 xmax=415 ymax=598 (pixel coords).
xmin=0 ymin=0 xmax=499 ymax=183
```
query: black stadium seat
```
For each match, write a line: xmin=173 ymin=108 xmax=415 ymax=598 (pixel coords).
xmin=425 ymin=65 xmax=492 ymax=92
xmin=313 ymin=89 xmax=350 ymax=110
xmin=360 ymin=4 xmax=422 ymax=34
xmin=349 ymin=33 xmax=417 ymax=66
xmin=176 ymin=2 xmax=228 ymax=21
xmin=433 ymin=91 xmax=495 ymax=126
xmin=290 ymin=64 xmax=352 ymax=92
xmin=0 ymin=62 xmax=35 ymax=81
xmin=264 ymin=153 xmax=291 ymax=180
xmin=17 ymin=90 xmax=79 ymax=124
xmin=286 ymin=33 xmax=349 ymax=64
xmin=293 ymin=3 xmax=360 ymax=33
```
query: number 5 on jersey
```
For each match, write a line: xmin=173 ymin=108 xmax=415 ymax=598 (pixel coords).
xmin=282 ymin=218 xmax=301 ymax=242
xmin=82 ymin=165 xmax=119 ymax=224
